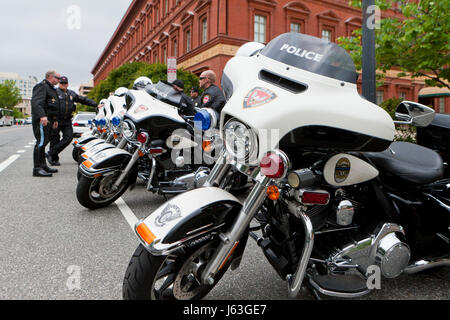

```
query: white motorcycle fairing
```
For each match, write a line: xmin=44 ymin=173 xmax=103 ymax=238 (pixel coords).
xmin=108 ymin=95 xmax=126 ymax=119
xmin=125 ymin=89 xmax=185 ymax=124
xmin=220 ymin=34 xmax=395 ymax=162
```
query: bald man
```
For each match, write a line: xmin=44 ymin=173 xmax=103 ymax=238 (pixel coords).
xmin=198 ymin=70 xmax=226 ymax=113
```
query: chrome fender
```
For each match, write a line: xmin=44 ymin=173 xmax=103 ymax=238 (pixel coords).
xmin=136 ymin=187 xmax=242 ymax=256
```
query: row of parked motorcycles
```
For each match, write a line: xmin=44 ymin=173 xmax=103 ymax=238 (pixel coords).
xmin=73 ymin=32 xmax=449 ymax=300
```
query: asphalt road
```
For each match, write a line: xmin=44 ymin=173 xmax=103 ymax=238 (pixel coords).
xmin=0 ymin=125 xmax=448 ymax=300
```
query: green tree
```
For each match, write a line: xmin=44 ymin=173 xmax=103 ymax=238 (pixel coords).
xmin=88 ymin=62 xmax=200 ymax=102
xmin=339 ymin=0 xmax=450 ymax=88
xmin=0 ymin=80 xmax=22 ymax=109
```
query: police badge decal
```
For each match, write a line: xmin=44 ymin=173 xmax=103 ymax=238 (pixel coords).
xmin=154 ymin=204 xmax=182 ymax=227
xmin=243 ymin=87 xmax=277 ymax=109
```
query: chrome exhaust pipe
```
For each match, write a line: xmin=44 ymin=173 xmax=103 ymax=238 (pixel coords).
xmin=403 ymin=256 xmax=450 ymax=274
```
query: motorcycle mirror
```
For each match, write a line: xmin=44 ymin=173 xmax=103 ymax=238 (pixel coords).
xmin=394 ymin=101 xmax=435 ymax=127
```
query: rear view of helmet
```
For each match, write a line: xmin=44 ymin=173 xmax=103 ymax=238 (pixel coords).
xmin=114 ymin=87 xmax=129 ymax=97
xmin=133 ymin=76 xmax=153 ymax=90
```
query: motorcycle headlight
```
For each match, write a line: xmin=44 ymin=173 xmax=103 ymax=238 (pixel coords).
xmin=224 ymin=119 xmax=258 ymax=163
xmin=122 ymin=120 xmax=137 ymax=141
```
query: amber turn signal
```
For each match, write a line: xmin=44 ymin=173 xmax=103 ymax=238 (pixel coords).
xmin=267 ymin=185 xmax=280 ymax=201
xmin=136 ymin=222 xmax=156 ymax=245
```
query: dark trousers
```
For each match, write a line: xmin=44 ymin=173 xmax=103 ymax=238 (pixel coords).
xmin=49 ymin=121 xmax=73 ymax=160
xmin=32 ymin=118 xmax=51 ymax=169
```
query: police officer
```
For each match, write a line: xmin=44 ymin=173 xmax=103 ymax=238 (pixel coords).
xmin=198 ymin=70 xmax=226 ymax=113
xmin=47 ymin=76 xmax=98 ymax=166
xmin=171 ymin=79 xmax=196 ymax=116
xmin=190 ymin=86 xmax=201 ymax=108
xmin=31 ymin=70 xmax=61 ymax=177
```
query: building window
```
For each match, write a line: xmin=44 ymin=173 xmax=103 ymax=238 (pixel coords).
xmin=376 ymin=91 xmax=384 ymax=105
xmin=162 ymin=46 xmax=167 ymax=64
xmin=290 ymin=22 xmax=301 ymax=33
xmin=147 ymin=13 xmax=152 ymax=32
xmin=399 ymin=92 xmax=406 ymax=101
xmin=322 ymin=29 xmax=332 ymax=42
xmin=201 ymin=18 xmax=208 ymax=44
xmin=185 ymin=29 xmax=191 ymax=53
xmin=164 ymin=0 xmax=169 ymax=15
xmin=155 ymin=5 xmax=160 ymax=24
xmin=172 ymin=38 xmax=178 ymax=57
xmin=254 ymin=15 xmax=267 ymax=43
xmin=439 ymin=97 xmax=445 ymax=113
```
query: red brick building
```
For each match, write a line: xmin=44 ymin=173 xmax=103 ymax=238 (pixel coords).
xmin=91 ymin=0 xmax=447 ymax=112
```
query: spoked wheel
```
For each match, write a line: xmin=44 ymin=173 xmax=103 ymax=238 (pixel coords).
xmin=123 ymin=239 xmax=230 ymax=300
xmin=76 ymin=173 xmax=128 ymax=210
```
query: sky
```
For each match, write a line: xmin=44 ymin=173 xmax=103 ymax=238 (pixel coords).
xmin=0 ymin=0 xmax=133 ymax=94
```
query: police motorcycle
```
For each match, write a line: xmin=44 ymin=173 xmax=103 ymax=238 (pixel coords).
xmin=76 ymin=79 xmax=232 ymax=210
xmin=73 ymin=87 xmax=128 ymax=163
xmin=76 ymin=78 xmax=154 ymax=181
xmin=122 ymin=33 xmax=449 ymax=300
xmin=72 ymin=100 xmax=108 ymax=162
xmin=72 ymin=87 xmax=126 ymax=162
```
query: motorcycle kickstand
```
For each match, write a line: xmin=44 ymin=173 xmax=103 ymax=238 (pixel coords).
xmin=310 ymin=287 xmax=322 ymax=300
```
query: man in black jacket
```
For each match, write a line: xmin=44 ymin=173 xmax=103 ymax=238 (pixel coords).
xmin=190 ymin=86 xmax=201 ymax=108
xmin=47 ymin=76 xmax=98 ymax=166
xmin=198 ymin=70 xmax=226 ymax=113
xmin=31 ymin=70 xmax=61 ymax=177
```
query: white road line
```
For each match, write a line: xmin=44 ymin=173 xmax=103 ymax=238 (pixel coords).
xmin=17 ymin=150 xmax=26 ymax=154
xmin=24 ymin=146 xmax=31 ymax=149
xmin=0 ymin=155 xmax=21 ymax=173
xmin=115 ymin=197 xmax=139 ymax=230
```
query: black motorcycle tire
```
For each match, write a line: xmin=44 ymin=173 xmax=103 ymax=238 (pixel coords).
xmin=76 ymin=174 xmax=128 ymax=210
xmin=123 ymin=240 xmax=231 ymax=300
xmin=72 ymin=148 xmax=80 ymax=162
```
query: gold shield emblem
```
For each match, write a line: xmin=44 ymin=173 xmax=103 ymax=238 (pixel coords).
xmin=335 ymin=157 xmax=351 ymax=183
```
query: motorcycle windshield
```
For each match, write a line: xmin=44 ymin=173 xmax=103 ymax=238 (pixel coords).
xmin=145 ymin=81 xmax=182 ymax=107
xmin=260 ymin=33 xmax=358 ymax=84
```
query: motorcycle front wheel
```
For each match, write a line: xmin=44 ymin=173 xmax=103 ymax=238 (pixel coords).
xmin=76 ymin=173 xmax=128 ymax=210
xmin=123 ymin=239 xmax=231 ymax=300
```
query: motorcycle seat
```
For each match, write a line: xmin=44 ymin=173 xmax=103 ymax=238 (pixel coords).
xmin=364 ymin=141 xmax=444 ymax=185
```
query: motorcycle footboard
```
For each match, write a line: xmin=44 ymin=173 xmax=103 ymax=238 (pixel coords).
xmin=135 ymin=187 xmax=243 ymax=256
xmin=79 ymin=148 xmax=132 ymax=177
xmin=73 ymin=135 xmax=97 ymax=148
xmin=80 ymin=142 xmax=117 ymax=161
xmin=79 ymin=138 xmax=107 ymax=153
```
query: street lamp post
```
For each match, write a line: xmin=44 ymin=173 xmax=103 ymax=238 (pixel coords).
xmin=362 ymin=0 xmax=377 ymax=104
